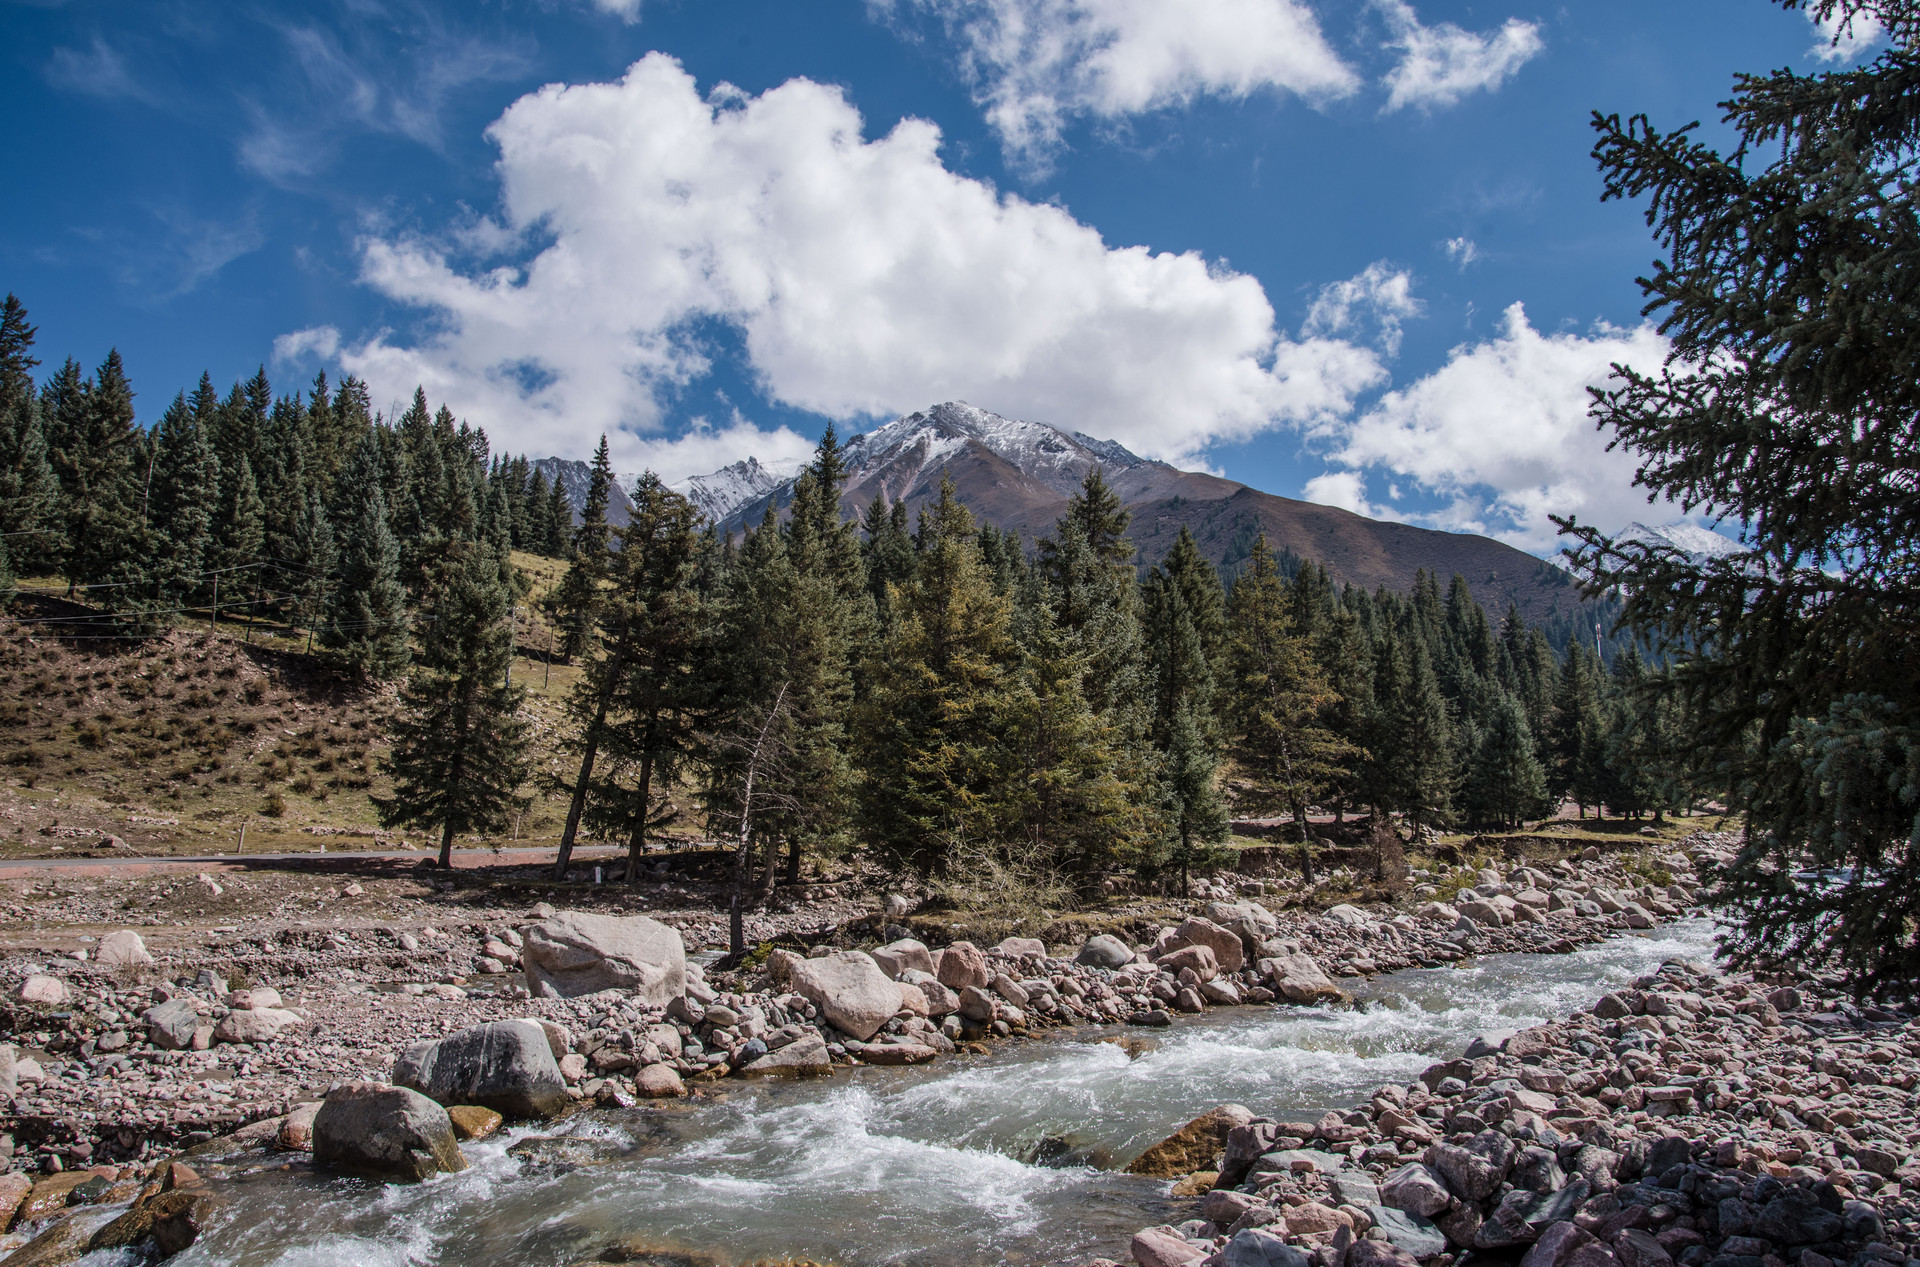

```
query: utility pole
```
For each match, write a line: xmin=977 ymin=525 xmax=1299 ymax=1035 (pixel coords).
xmin=506 ymin=606 xmax=516 ymax=688
xmin=210 ymin=574 xmax=219 ymax=632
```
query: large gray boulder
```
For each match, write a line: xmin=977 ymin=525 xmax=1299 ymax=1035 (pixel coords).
xmin=1075 ymin=934 xmax=1133 ymax=968
xmin=1379 ymin=1161 xmax=1454 ymax=1217
xmin=789 ymin=951 xmax=900 ymax=1041
xmin=1259 ymin=952 xmax=1342 ymax=1003
xmin=97 ymin=929 xmax=154 ymax=967
xmin=521 ymin=912 xmax=685 ymax=1002
xmin=1222 ymin=1227 xmax=1310 ymax=1267
xmin=312 ymin=1082 xmax=469 ymax=1180
xmin=393 ymin=1020 xmax=570 ymax=1119
xmin=740 ymin=1034 xmax=833 ymax=1075
xmin=144 ymin=998 xmax=201 ymax=1051
xmin=870 ymin=938 xmax=936 ymax=979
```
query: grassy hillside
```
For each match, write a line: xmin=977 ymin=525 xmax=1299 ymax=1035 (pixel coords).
xmin=0 ymin=551 xmax=675 ymax=860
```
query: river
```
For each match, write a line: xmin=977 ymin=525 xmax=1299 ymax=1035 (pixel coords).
xmin=149 ymin=919 xmax=1722 ymax=1267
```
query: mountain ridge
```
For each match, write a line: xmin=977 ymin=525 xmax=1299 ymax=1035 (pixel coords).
xmin=539 ymin=402 xmax=1592 ymax=624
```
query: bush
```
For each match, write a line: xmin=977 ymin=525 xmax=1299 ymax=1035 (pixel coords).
xmin=260 ymin=792 xmax=286 ymax=818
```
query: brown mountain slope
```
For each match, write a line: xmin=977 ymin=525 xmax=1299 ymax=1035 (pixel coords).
xmin=702 ymin=401 xmax=1584 ymax=623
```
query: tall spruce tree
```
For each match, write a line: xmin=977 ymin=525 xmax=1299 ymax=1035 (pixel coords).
xmin=323 ymin=435 xmax=410 ymax=678
xmin=548 ymin=436 xmax=614 ymax=660
xmin=0 ymin=295 xmax=60 ymax=578
xmin=377 ymin=542 xmax=531 ymax=867
xmin=1561 ymin=0 xmax=1920 ymax=990
xmin=287 ymin=489 xmax=338 ymax=649
xmin=1141 ymin=527 xmax=1231 ymax=885
xmin=145 ymin=393 xmax=220 ymax=616
xmin=1223 ymin=535 xmax=1353 ymax=842
xmin=588 ymin=473 xmax=706 ymax=885
xmin=856 ymin=478 xmax=1019 ymax=876
xmin=47 ymin=350 xmax=145 ymax=595
xmin=1463 ymin=687 xmax=1552 ymax=828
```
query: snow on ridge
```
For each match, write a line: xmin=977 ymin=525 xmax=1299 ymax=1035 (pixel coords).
xmin=672 ymin=456 xmax=799 ymax=526
xmin=1620 ymin=521 xmax=1747 ymax=562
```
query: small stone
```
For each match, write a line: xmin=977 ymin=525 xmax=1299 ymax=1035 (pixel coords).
xmin=17 ymin=975 xmax=67 ymax=1006
xmin=447 ymin=1105 xmax=505 ymax=1140
xmin=636 ymin=1064 xmax=686 ymax=1097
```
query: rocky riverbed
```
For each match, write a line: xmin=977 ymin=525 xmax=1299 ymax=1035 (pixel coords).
xmin=1106 ymin=949 xmax=1920 ymax=1267
xmin=0 ymin=827 xmax=1848 ymax=1266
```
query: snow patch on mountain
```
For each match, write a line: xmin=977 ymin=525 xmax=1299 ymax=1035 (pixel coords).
xmin=1619 ymin=521 xmax=1747 ymax=563
xmin=672 ymin=456 xmax=800 ymax=527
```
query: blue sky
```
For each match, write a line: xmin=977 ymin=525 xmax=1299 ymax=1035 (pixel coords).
xmin=0 ymin=0 xmax=1876 ymax=551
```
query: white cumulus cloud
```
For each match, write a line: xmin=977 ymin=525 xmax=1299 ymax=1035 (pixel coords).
xmin=1808 ymin=6 xmax=1882 ymax=61
xmin=1302 ymin=262 xmax=1422 ymax=356
xmin=879 ymin=0 xmax=1360 ymax=167
xmin=1310 ymin=303 xmax=1671 ymax=550
xmin=287 ymin=53 xmax=1389 ymax=474
xmin=1378 ymin=0 xmax=1543 ymax=112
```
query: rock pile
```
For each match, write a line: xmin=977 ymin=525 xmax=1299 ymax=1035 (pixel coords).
xmin=1103 ymin=956 xmax=1920 ymax=1267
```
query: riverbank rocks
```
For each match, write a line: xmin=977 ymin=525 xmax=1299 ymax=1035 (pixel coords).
xmin=213 ymin=1006 xmax=304 ymax=1045
xmin=1128 ymin=1105 xmax=1254 ymax=1177
xmin=521 ymin=911 xmax=686 ymax=1003
xmin=97 ymin=930 xmax=154 ymax=967
xmin=871 ymin=938 xmax=936 ymax=979
xmin=393 ymin=1019 xmax=570 ymax=1119
xmin=789 ymin=951 xmax=899 ymax=1042
xmin=311 ymin=1082 xmax=468 ymax=1180
xmin=936 ymin=941 xmax=991 ymax=991
xmin=1259 ymin=951 xmax=1341 ymax=1004
xmin=17 ymin=974 xmax=67 ymax=1005
xmin=1078 ymin=934 xmax=1135 ymax=968
xmin=1167 ymin=917 xmax=1248 ymax=974
xmin=740 ymin=1033 xmax=832 ymax=1075
xmin=143 ymin=998 xmax=201 ymax=1051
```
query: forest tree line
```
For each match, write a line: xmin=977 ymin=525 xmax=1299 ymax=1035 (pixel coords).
xmin=0 ymin=291 xmax=1698 ymax=900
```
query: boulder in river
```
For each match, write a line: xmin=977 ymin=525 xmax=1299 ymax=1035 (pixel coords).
xmin=393 ymin=1019 xmax=571 ymax=1119
xmin=1126 ymin=1104 xmax=1253 ymax=1177
xmin=740 ymin=1034 xmax=832 ymax=1075
xmin=789 ymin=950 xmax=900 ymax=1041
xmin=1167 ymin=916 xmax=1247 ymax=973
xmin=521 ymin=912 xmax=686 ymax=1003
xmin=311 ymin=1082 xmax=469 ymax=1181
xmin=1259 ymin=952 xmax=1342 ymax=1003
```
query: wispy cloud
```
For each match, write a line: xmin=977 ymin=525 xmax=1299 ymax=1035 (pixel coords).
xmin=45 ymin=35 xmax=158 ymax=104
xmin=1443 ymin=236 xmax=1478 ymax=269
xmin=238 ymin=4 xmax=530 ymax=182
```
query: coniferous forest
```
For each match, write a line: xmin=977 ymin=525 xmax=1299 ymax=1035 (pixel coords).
xmin=0 ymin=291 xmax=1703 ymax=910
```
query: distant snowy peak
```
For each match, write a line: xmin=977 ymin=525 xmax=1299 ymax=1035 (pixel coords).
xmin=836 ymin=400 xmax=1156 ymax=506
xmin=1619 ymin=521 xmax=1748 ymax=564
xmin=531 ymin=456 xmax=637 ymax=527
xmin=672 ymin=456 xmax=798 ymax=528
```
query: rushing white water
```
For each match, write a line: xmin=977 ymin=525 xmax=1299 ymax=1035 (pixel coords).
xmin=144 ymin=920 xmax=1722 ymax=1267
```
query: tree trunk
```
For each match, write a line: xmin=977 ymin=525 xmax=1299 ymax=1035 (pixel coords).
xmin=625 ymin=754 xmax=654 ymax=887
xmin=729 ymin=829 xmax=749 ymax=955
xmin=760 ymin=832 xmax=778 ymax=900
xmin=785 ymin=833 xmax=802 ymax=885
xmin=552 ymin=646 xmax=625 ymax=881
xmin=438 ymin=819 xmax=456 ymax=870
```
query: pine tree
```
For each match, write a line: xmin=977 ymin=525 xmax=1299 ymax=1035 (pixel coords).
xmin=145 ymin=392 xmax=220 ymax=616
xmin=287 ymin=490 xmax=338 ymax=650
xmin=592 ymin=474 xmax=706 ymax=884
xmin=856 ymin=478 xmax=1019 ymax=876
xmin=1366 ymin=627 xmax=1455 ymax=835
xmin=1002 ymin=579 xmax=1146 ymax=886
xmin=47 ymin=350 xmax=146 ymax=594
xmin=1562 ymin=0 xmax=1920 ymax=991
xmin=1464 ymin=687 xmax=1552 ymax=827
xmin=547 ymin=436 xmax=614 ymax=660
xmin=1550 ymin=644 xmax=1604 ymax=816
xmin=377 ymin=542 xmax=531 ymax=867
xmin=543 ymin=474 xmax=573 ymax=556
xmin=1141 ymin=526 xmax=1231 ymax=885
xmin=524 ymin=467 xmax=554 ymax=555
xmin=322 ymin=435 xmax=410 ymax=679
xmin=862 ymin=492 xmax=916 ymax=638
xmin=0 ymin=296 xmax=61 ymax=576
xmin=212 ymin=455 xmax=264 ymax=625
xmin=1223 ymin=535 xmax=1354 ymax=842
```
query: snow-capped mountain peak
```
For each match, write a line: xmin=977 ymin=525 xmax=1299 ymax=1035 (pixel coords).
xmin=1619 ymin=521 xmax=1747 ymax=563
xmin=671 ymin=456 xmax=799 ymax=528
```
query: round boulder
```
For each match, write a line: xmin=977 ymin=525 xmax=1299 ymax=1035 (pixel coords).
xmin=789 ymin=950 xmax=901 ymax=1042
xmin=521 ymin=911 xmax=686 ymax=1003
xmin=312 ymin=1082 xmax=469 ymax=1181
xmin=392 ymin=1019 xmax=571 ymax=1119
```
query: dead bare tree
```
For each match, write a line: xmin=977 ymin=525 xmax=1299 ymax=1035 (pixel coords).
xmin=716 ymin=682 xmax=797 ymax=956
